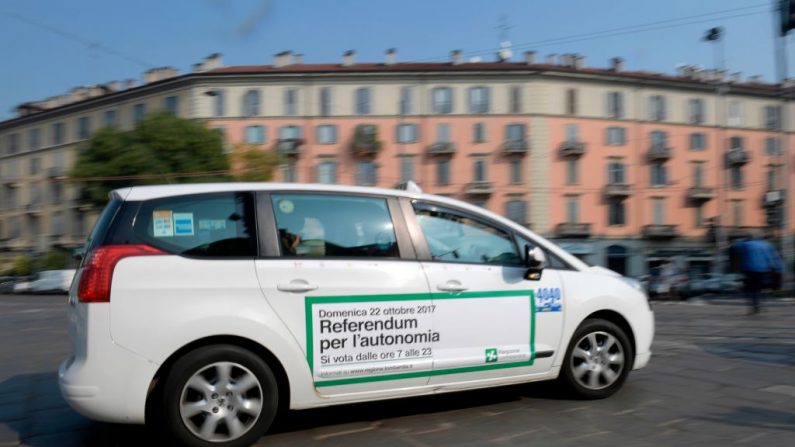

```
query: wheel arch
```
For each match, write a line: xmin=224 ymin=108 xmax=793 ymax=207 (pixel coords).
xmin=581 ymin=309 xmax=636 ymax=357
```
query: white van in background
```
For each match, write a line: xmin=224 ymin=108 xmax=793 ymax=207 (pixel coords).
xmin=30 ymin=269 xmax=76 ymax=294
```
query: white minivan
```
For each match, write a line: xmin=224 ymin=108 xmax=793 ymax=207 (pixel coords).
xmin=59 ymin=183 xmax=653 ymax=447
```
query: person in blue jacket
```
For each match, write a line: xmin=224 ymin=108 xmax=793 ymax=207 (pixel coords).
xmin=730 ymin=235 xmax=783 ymax=314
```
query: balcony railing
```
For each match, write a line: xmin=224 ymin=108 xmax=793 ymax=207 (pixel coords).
xmin=555 ymin=222 xmax=592 ymax=238
xmin=1 ymin=176 xmax=22 ymax=187
xmin=647 ymin=144 xmax=672 ymax=161
xmin=642 ymin=224 xmax=678 ymax=239
xmin=725 ymin=149 xmax=750 ymax=166
xmin=48 ymin=166 xmax=65 ymax=179
xmin=687 ymin=187 xmax=716 ymax=201
xmin=763 ymin=190 xmax=785 ymax=208
xmin=25 ymin=203 xmax=43 ymax=215
xmin=427 ymin=142 xmax=456 ymax=155
xmin=351 ymin=125 xmax=382 ymax=157
xmin=603 ymin=183 xmax=632 ymax=198
xmin=464 ymin=181 xmax=494 ymax=196
xmin=276 ymin=138 xmax=304 ymax=156
xmin=502 ymin=140 xmax=529 ymax=155
xmin=558 ymin=141 xmax=586 ymax=158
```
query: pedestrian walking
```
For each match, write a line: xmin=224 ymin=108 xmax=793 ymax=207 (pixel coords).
xmin=730 ymin=236 xmax=783 ymax=314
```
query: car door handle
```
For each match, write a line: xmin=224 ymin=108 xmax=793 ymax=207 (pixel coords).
xmin=437 ymin=281 xmax=468 ymax=292
xmin=277 ymin=281 xmax=319 ymax=293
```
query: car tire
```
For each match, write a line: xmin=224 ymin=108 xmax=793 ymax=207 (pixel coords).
xmin=161 ymin=345 xmax=279 ymax=447
xmin=558 ymin=319 xmax=633 ymax=399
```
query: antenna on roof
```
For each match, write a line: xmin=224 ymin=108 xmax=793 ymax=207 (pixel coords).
xmin=496 ymin=15 xmax=513 ymax=62
xmin=395 ymin=181 xmax=423 ymax=194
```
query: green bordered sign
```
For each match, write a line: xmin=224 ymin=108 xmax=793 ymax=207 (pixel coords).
xmin=304 ymin=290 xmax=536 ymax=387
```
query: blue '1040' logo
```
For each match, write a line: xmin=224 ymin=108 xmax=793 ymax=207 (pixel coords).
xmin=536 ymin=288 xmax=562 ymax=312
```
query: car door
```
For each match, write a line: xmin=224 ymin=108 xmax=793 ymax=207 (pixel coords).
xmin=403 ymin=199 xmax=565 ymax=386
xmin=254 ymin=192 xmax=434 ymax=395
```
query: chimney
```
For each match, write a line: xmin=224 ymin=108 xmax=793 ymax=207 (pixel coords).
xmin=748 ymin=75 xmax=763 ymax=84
xmin=573 ymin=55 xmax=585 ymax=69
xmin=144 ymin=67 xmax=178 ymax=83
xmin=524 ymin=50 xmax=536 ymax=65
xmin=546 ymin=53 xmax=557 ymax=65
xmin=124 ymin=79 xmax=136 ymax=89
xmin=293 ymin=53 xmax=304 ymax=64
xmin=274 ymin=51 xmax=293 ymax=68
xmin=729 ymin=72 xmax=742 ymax=83
xmin=342 ymin=50 xmax=356 ymax=66
xmin=451 ymin=49 xmax=462 ymax=65
xmin=385 ymin=48 xmax=397 ymax=65
xmin=610 ymin=57 xmax=624 ymax=72
xmin=204 ymin=53 xmax=223 ymax=70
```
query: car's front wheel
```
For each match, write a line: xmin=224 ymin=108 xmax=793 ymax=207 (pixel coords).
xmin=558 ymin=318 xmax=633 ymax=399
xmin=161 ymin=345 xmax=279 ymax=447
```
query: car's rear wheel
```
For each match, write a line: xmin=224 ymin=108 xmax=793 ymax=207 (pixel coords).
xmin=162 ymin=345 xmax=278 ymax=447
xmin=559 ymin=319 xmax=633 ymax=399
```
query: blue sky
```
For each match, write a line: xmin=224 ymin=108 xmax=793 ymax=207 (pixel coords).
xmin=0 ymin=0 xmax=789 ymax=120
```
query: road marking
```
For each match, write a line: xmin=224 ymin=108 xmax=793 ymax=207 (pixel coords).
xmin=491 ymin=428 xmax=540 ymax=444
xmin=313 ymin=422 xmax=382 ymax=440
xmin=736 ymin=432 xmax=767 ymax=444
xmin=761 ymin=385 xmax=795 ymax=398
xmin=657 ymin=418 xmax=685 ymax=427
xmin=410 ymin=422 xmax=454 ymax=435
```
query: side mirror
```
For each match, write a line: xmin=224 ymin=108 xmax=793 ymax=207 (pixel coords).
xmin=524 ymin=245 xmax=547 ymax=281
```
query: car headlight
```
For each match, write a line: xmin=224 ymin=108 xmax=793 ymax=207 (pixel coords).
xmin=620 ymin=276 xmax=643 ymax=292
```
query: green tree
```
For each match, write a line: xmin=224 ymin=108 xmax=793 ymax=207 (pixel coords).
xmin=71 ymin=111 xmax=230 ymax=208
xmin=11 ymin=255 xmax=33 ymax=276
xmin=229 ymin=143 xmax=280 ymax=182
xmin=34 ymin=248 xmax=71 ymax=271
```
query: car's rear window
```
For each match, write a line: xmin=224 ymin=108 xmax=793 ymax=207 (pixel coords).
xmin=133 ymin=192 xmax=257 ymax=257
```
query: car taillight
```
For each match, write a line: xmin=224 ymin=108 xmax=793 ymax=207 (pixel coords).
xmin=77 ymin=244 xmax=165 ymax=303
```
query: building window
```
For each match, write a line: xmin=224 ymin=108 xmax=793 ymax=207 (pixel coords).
xmin=319 ymin=87 xmax=332 ymax=117
xmin=472 ymin=122 xmax=486 ymax=143
xmin=28 ymin=128 xmax=41 ymax=150
xmin=565 ymin=159 xmax=578 ymax=185
xmin=764 ymin=105 xmax=781 ymax=130
xmin=400 ymin=156 xmax=415 ymax=182
xmin=432 ymin=87 xmax=453 ymax=114
xmin=284 ymin=88 xmax=297 ymax=116
xmin=506 ymin=123 xmax=526 ymax=142
xmin=729 ymin=136 xmax=744 ymax=150
xmin=608 ymin=200 xmax=626 ymax=226
xmin=356 ymin=161 xmax=377 ymax=186
xmin=473 ymin=158 xmax=487 ymax=182
xmin=767 ymin=167 xmax=779 ymax=191
xmin=730 ymin=166 xmax=744 ymax=190
xmin=650 ymin=163 xmax=668 ymax=186
xmin=606 ymin=245 xmax=628 ymax=276
xmin=355 ymin=87 xmax=371 ymax=115
xmin=728 ymin=101 xmax=742 ymax=126
xmin=315 ymin=125 xmax=337 ymax=144
xmin=510 ymin=86 xmax=522 ymax=114
xmin=468 ymin=87 xmax=490 ymax=113
xmin=282 ymin=161 xmax=297 ymax=183
xmin=693 ymin=163 xmax=705 ymax=187
xmin=506 ymin=200 xmax=527 ymax=225
xmin=77 ymin=117 xmax=91 ymax=140
xmin=509 ymin=159 xmax=522 ymax=184
xmin=6 ymin=134 xmax=19 ymax=154
xmin=400 ymin=86 xmax=413 ymax=115
xmin=279 ymin=125 xmax=302 ymax=140
xmin=565 ymin=196 xmax=579 ymax=223
xmin=694 ymin=203 xmax=705 ymax=228
xmin=606 ymin=127 xmax=626 ymax=146
xmin=606 ymin=91 xmax=624 ymax=118
xmin=435 ymin=123 xmax=451 ymax=142
xmin=688 ymin=98 xmax=705 ymax=124
xmin=396 ymin=123 xmax=418 ymax=143
xmin=765 ymin=137 xmax=782 ymax=155
xmin=212 ymin=90 xmax=225 ymax=117
xmin=650 ymin=130 xmax=668 ymax=147
xmin=316 ymin=160 xmax=337 ymax=184
xmin=566 ymin=89 xmax=577 ymax=115
xmin=244 ymin=125 xmax=266 ymax=144
xmin=52 ymin=212 xmax=65 ymax=236
xmin=133 ymin=103 xmax=146 ymax=123
xmin=652 ymin=198 xmax=665 ymax=225
xmin=164 ymin=96 xmax=179 ymax=115
xmin=648 ymin=95 xmax=666 ymax=121
xmin=242 ymin=90 xmax=260 ymax=117
xmin=52 ymin=123 xmax=65 ymax=145
xmin=564 ymin=124 xmax=579 ymax=141
xmin=607 ymin=161 xmax=626 ymax=184
xmin=29 ymin=157 xmax=40 ymax=176
xmin=690 ymin=133 xmax=706 ymax=151
xmin=437 ymin=159 xmax=450 ymax=185
xmin=731 ymin=200 xmax=744 ymax=226
xmin=103 ymin=110 xmax=117 ymax=127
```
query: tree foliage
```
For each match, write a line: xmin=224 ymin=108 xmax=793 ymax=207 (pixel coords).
xmin=34 ymin=248 xmax=71 ymax=271
xmin=229 ymin=143 xmax=281 ymax=182
xmin=70 ymin=111 xmax=230 ymax=207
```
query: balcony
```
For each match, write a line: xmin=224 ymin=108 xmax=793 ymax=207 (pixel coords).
xmin=555 ymin=223 xmax=592 ymax=238
xmin=502 ymin=140 xmax=529 ymax=155
xmin=1 ymin=176 xmax=21 ymax=187
xmin=763 ymin=190 xmax=785 ymax=208
xmin=603 ymin=183 xmax=632 ymax=198
xmin=48 ymin=166 xmax=65 ymax=179
xmin=464 ymin=181 xmax=494 ymax=196
xmin=276 ymin=138 xmax=304 ymax=157
xmin=647 ymin=144 xmax=672 ymax=161
xmin=642 ymin=224 xmax=678 ymax=239
xmin=725 ymin=149 xmax=750 ymax=166
xmin=25 ymin=203 xmax=43 ymax=216
xmin=687 ymin=187 xmax=716 ymax=202
xmin=351 ymin=125 xmax=382 ymax=157
xmin=427 ymin=142 xmax=456 ymax=156
xmin=558 ymin=141 xmax=586 ymax=158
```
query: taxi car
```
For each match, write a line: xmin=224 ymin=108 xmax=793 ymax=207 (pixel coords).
xmin=59 ymin=182 xmax=654 ymax=447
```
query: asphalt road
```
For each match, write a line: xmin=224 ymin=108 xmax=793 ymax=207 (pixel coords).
xmin=1 ymin=294 xmax=794 ymax=446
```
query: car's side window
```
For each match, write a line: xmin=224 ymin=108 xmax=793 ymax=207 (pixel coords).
xmin=271 ymin=194 xmax=399 ymax=258
xmin=134 ymin=192 xmax=257 ymax=257
xmin=413 ymin=202 xmax=522 ymax=266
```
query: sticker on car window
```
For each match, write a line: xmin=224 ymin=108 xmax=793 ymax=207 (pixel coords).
xmin=173 ymin=212 xmax=195 ymax=236
xmin=278 ymin=199 xmax=295 ymax=214
xmin=153 ymin=210 xmax=174 ymax=237
xmin=198 ymin=219 xmax=227 ymax=230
